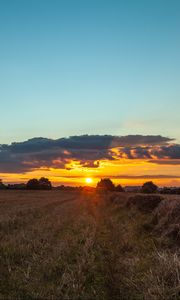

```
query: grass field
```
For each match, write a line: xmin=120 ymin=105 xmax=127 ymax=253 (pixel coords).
xmin=0 ymin=190 xmax=180 ymax=299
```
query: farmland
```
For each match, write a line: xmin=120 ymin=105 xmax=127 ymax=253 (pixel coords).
xmin=0 ymin=190 xmax=180 ymax=299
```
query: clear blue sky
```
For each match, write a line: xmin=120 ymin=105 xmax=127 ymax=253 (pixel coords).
xmin=0 ymin=0 xmax=180 ymax=144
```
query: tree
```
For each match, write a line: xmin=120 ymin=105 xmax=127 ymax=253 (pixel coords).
xmin=26 ymin=178 xmax=52 ymax=190
xmin=115 ymin=184 xmax=124 ymax=192
xmin=39 ymin=177 xmax=52 ymax=190
xmin=141 ymin=181 xmax=158 ymax=194
xmin=0 ymin=179 xmax=6 ymax=189
xmin=26 ymin=179 xmax=40 ymax=190
xmin=96 ymin=178 xmax=115 ymax=192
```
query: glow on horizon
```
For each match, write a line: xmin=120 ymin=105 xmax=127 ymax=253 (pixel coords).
xmin=1 ymin=158 xmax=180 ymax=187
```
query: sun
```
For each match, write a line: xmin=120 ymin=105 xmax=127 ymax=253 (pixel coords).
xmin=85 ymin=177 xmax=93 ymax=184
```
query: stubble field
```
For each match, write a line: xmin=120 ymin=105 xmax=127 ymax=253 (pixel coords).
xmin=0 ymin=190 xmax=180 ymax=300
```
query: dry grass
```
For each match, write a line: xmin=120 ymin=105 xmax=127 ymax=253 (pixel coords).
xmin=143 ymin=251 xmax=180 ymax=300
xmin=0 ymin=190 xmax=180 ymax=299
xmin=127 ymin=194 xmax=163 ymax=213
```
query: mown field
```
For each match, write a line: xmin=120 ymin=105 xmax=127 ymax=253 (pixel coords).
xmin=0 ymin=190 xmax=180 ymax=300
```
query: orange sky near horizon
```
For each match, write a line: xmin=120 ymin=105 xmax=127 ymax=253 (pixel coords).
xmin=1 ymin=158 xmax=180 ymax=187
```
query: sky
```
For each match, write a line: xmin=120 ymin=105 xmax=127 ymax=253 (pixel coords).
xmin=0 ymin=0 xmax=180 ymax=186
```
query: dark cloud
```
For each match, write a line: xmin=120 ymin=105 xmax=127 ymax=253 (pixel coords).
xmin=1 ymin=134 xmax=173 ymax=153
xmin=107 ymin=175 xmax=180 ymax=179
xmin=0 ymin=134 xmax=179 ymax=173
xmin=148 ymin=159 xmax=180 ymax=165
xmin=151 ymin=145 xmax=180 ymax=159
xmin=112 ymin=145 xmax=180 ymax=162
xmin=38 ymin=174 xmax=180 ymax=180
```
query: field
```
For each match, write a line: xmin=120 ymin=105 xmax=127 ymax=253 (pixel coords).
xmin=0 ymin=190 xmax=180 ymax=300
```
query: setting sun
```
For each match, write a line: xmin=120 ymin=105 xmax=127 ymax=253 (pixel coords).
xmin=85 ymin=177 xmax=93 ymax=184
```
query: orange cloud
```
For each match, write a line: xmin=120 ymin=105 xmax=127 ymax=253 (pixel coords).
xmin=0 ymin=135 xmax=180 ymax=186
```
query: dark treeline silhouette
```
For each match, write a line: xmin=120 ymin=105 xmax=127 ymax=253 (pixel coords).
xmin=96 ymin=178 xmax=124 ymax=192
xmin=0 ymin=178 xmax=52 ymax=190
xmin=8 ymin=183 xmax=26 ymax=190
xmin=0 ymin=177 xmax=180 ymax=194
xmin=27 ymin=177 xmax=52 ymax=190
xmin=54 ymin=185 xmax=83 ymax=192
xmin=95 ymin=178 xmax=180 ymax=194
xmin=141 ymin=181 xmax=158 ymax=194
xmin=160 ymin=187 xmax=180 ymax=195
xmin=0 ymin=179 xmax=6 ymax=190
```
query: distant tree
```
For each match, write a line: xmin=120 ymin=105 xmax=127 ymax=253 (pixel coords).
xmin=96 ymin=178 xmax=115 ymax=192
xmin=26 ymin=179 xmax=40 ymax=190
xmin=160 ymin=187 xmax=180 ymax=195
xmin=39 ymin=177 xmax=52 ymax=190
xmin=26 ymin=178 xmax=52 ymax=190
xmin=141 ymin=181 xmax=158 ymax=194
xmin=115 ymin=184 xmax=124 ymax=192
xmin=0 ymin=179 xmax=6 ymax=190
xmin=8 ymin=184 xmax=26 ymax=190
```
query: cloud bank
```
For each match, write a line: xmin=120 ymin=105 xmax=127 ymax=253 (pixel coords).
xmin=0 ymin=134 xmax=179 ymax=173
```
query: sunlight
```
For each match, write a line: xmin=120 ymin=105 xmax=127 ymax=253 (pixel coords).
xmin=85 ymin=177 xmax=93 ymax=184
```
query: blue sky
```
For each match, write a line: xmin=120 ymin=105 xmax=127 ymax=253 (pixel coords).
xmin=0 ymin=0 xmax=180 ymax=144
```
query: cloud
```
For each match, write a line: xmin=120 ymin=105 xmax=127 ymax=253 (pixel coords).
xmin=0 ymin=134 xmax=179 ymax=173
xmin=0 ymin=134 xmax=173 ymax=152
xmin=148 ymin=159 xmax=180 ymax=165
xmin=112 ymin=145 xmax=180 ymax=163
xmin=106 ymin=175 xmax=180 ymax=179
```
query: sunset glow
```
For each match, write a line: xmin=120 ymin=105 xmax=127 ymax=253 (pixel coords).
xmin=1 ymin=153 xmax=180 ymax=187
xmin=85 ymin=178 xmax=93 ymax=184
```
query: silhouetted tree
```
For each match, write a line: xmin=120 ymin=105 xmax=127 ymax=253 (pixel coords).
xmin=0 ymin=179 xmax=6 ymax=190
xmin=8 ymin=184 xmax=26 ymax=190
xmin=26 ymin=179 xmax=40 ymax=190
xmin=115 ymin=184 xmax=124 ymax=192
xmin=141 ymin=181 xmax=158 ymax=194
xmin=26 ymin=178 xmax=52 ymax=190
xmin=160 ymin=187 xmax=180 ymax=195
xmin=96 ymin=178 xmax=115 ymax=192
xmin=39 ymin=177 xmax=52 ymax=190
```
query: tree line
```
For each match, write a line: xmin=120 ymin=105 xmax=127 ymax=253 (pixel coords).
xmin=0 ymin=177 xmax=180 ymax=194
xmin=96 ymin=178 xmax=158 ymax=193
xmin=0 ymin=177 xmax=52 ymax=190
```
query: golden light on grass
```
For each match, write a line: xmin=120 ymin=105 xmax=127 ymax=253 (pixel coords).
xmin=85 ymin=177 xmax=93 ymax=184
